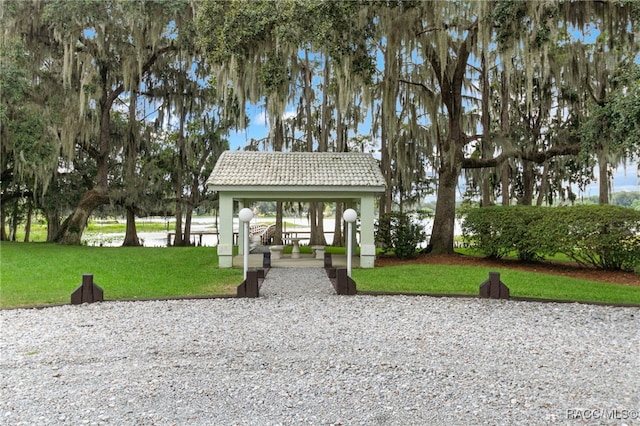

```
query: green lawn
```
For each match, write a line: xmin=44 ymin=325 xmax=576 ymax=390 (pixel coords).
xmin=1 ymin=242 xmax=639 ymax=308
xmin=0 ymin=242 xmax=242 ymax=308
xmin=353 ymin=264 xmax=640 ymax=305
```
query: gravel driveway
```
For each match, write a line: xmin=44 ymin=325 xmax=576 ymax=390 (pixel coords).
xmin=1 ymin=268 xmax=638 ymax=425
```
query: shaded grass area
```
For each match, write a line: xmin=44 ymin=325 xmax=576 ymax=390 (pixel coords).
xmin=0 ymin=242 xmax=242 ymax=308
xmin=352 ymin=264 xmax=640 ymax=305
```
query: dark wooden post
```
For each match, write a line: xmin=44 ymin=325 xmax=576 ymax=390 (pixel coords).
xmin=326 ymin=267 xmax=336 ymax=279
xmin=71 ymin=274 xmax=104 ymax=305
xmin=324 ymin=252 xmax=336 ymax=278
xmin=324 ymin=252 xmax=332 ymax=268
xmin=237 ymin=269 xmax=259 ymax=298
xmin=263 ymin=252 xmax=271 ymax=268
xmin=335 ymin=268 xmax=357 ymax=295
xmin=479 ymin=272 xmax=510 ymax=299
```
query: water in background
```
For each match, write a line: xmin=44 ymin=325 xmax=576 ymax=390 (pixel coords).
xmin=82 ymin=217 xmax=462 ymax=247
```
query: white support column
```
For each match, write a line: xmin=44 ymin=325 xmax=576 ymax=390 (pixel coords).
xmin=359 ymin=194 xmax=376 ymax=268
xmin=218 ymin=192 xmax=234 ymax=268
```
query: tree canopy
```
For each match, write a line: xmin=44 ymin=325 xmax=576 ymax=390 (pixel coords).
xmin=1 ymin=0 xmax=638 ymax=252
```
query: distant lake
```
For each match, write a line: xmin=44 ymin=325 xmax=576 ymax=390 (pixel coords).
xmin=82 ymin=216 xmax=462 ymax=247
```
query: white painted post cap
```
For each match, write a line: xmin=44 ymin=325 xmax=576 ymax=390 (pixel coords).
xmin=343 ymin=208 xmax=357 ymax=223
xmin=239 ymin=208 xmax=254 ymax=222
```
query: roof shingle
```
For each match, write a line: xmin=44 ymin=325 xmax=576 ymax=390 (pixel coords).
xmin=207 ymin=151 xmax=386 ymax=190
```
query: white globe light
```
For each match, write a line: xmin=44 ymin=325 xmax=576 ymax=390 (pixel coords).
xmin=343 ymin=208 xmax=357 ymax=223
xmin=239 ymin=208 xmax=254 ymax=222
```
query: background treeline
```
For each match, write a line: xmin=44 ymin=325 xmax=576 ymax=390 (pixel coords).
xmin=1 ymin=1 xmax=639 ymax=252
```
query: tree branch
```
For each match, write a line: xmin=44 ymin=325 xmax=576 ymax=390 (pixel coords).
xmin=462 ymin=143 xmax=582 ymax=169
xmin=108 ymin=43 xmax=177 ymax=106
xmin=398 ymin=78 xmax=436 ymax=98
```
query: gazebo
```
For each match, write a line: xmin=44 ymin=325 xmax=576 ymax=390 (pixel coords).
xmin=206 ymin=151 xmax=386 ymax=268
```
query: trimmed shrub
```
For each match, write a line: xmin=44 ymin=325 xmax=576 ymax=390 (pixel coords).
xmin=463 ymin=204 xmax=640 ymax=270
xmin=462 ymin=206 xmax=544 ymax=261
xmin=530 ymin=205 xmax=640 ymax=271
xmin=375 ymin=212 xmax=426 ymax=259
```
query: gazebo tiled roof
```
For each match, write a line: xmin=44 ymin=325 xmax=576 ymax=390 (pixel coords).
xmin=207 ymin=151 xmax=386 ymax=191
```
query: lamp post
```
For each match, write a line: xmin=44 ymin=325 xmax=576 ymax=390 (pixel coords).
xmin=239 ymin=208 xmax=254 ymax=280
xmin=343 ymin=208 xmax=357 ymax=277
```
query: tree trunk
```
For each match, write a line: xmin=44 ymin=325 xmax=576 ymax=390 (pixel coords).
xmin=424 ymin=22 xmax=475 ymax=254
xmin=536 ymin=162 xmax=549 ymax=206
xmin=520 ymin=160 xmax=535 ymax=205
xmin=173 ymin=111 xmax=187 ymax=246
xmin=309 ymin=203 xmax=318 ymax=244
xmin=274 ymin=201 xmax=283 ymax=245
xmin=174 ymin=205 xmax=184 ymax=246
xmin=57 ymin=67 xmax=115 ymax=244
xmin=500 ymin=71 xmax=511 ymax=206
xmin=379 ymin=114 xmax=392 ymax=218
xmin=23 ymin=199 xmax=33 ymax=242
xmin=273 ymin=118 xmax=284 ymax=245
xmin=429 ymin=161 xmax=460 ymax=254
xmin=598 ymin=151 xmax=609 ymax=204
xmin=122 ymin=88 xmax=141 ymax=247
xmin=333 ymin=202 xmax=344 ymax=246
xmin=501 ymin=162 xmax=511 ymax=205
xmin=0 ymin=205 xmax=7 ymax=241
xmin=46 ymin=210 xmax=60 ymax=242
xmin=480 ymin=51 xmax=493 ymax=207
xmin=309 ymin=203 xmax=327 ymax=245
xmin=184 ymin=205 xmax=193 ymax=245
xmin=122 ymin=205 xmax=141 ymax=246
xmin=9 ymin=199 xmax=18 ymax=241
xmin=56 ymin=187 xmax=109 ymax=245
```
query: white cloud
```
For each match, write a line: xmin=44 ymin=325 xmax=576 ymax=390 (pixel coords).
xmin=283 ymin=110 xmax=297 ymax=120
xmin=254 ymin=110 xmax=267 ymax=126
xmin=251 ymin=109 xmax=296 ymax=126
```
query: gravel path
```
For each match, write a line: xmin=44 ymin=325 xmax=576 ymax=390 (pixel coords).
xmin=1 ymin=268 xmax=639 ymax=425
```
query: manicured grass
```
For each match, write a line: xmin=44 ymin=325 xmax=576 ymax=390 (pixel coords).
xmin=2 ymin=242 xmax=638 ymax=308
xmin=353 ymin=264 xmax=640 ymax=305
xmin=0 ymin=242 xmax=242 ymax=308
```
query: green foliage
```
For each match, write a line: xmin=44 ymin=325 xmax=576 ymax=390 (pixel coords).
xmin=462 ymin=206 xmax=545 ymax=261
xmin=375 ymin=212 xmax=426 ymax=259
xmin=463 ymin=205 xmax=640 ymax=270
xmin=0 ymin=39 xmax=58 ymax=193
xmin=580 ymin=63 xmax=640 ymax=161
xmin=530 ymin=205 xmax=640 ymax=271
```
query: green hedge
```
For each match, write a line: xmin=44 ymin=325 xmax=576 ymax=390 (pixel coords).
xmin=462 ymin=205 xmax=640 ymax=271
xmin=375 ymin=212 xmax=426 ymax=259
